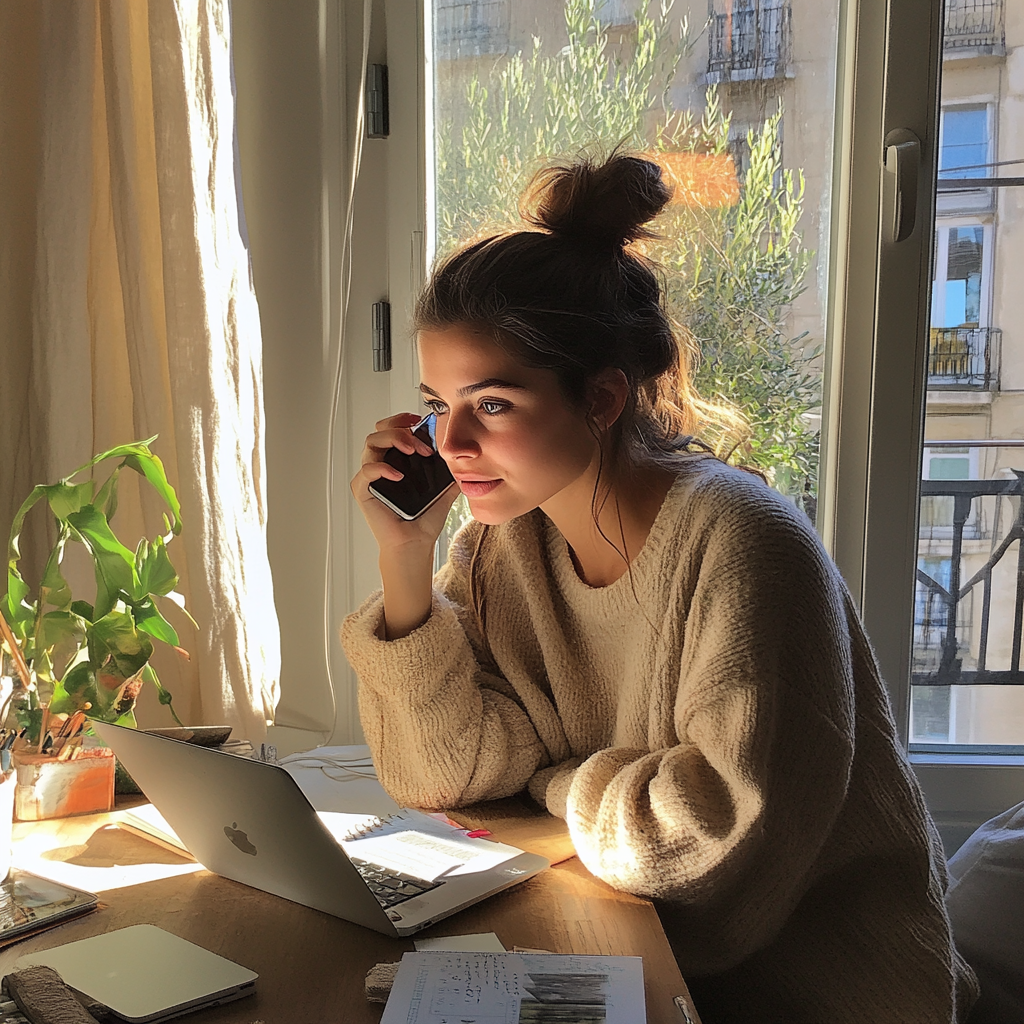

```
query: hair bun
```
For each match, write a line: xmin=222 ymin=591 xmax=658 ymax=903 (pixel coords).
xmin=524 ymin=154 xmax=672 ymax=250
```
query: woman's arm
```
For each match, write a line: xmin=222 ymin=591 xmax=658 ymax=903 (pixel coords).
xmin=342 ymin=519 xmax=549 ymax=809
xmin=530 ymin=496 xmax=859 ymax=973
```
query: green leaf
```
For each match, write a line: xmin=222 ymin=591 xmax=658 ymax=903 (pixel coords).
xmin=70 ymin=600 xmax=95 ymax=623
xmin=51 ymin=660 xmax=98 ymax=715
xmin=87 ymin=608 xmax=153 ymax=682
xmin=114 ymin=709 xmax=138 ymax=728
xmin=65 ymin=436 xmax=159 ymax=479
xmin=132 ymin=597 xmax=180 ymax=646
xmin=93 ymin=467 xmax=121 ymax=523
xmin=135 ymin=535 xmax=178 ymax=597
xmin=66 ymin=506 xmax=140 ymax=620
xmin=124 ymin=452 xmax=182 ymax=537
xmin=162 ymin=590 xmax=199 ymax=630
xmin=36 ymin=610 xmax=87 ymax=652
xmin=43 ymin=481 xmax=95 ymax=521
xmin=39 ymin=527 xmax=72 ymax=611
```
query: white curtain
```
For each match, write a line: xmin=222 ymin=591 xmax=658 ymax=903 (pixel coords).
xmin=0 ymin=0 xmax=280 ymax=741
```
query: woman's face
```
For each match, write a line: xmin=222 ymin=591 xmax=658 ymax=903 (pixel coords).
xmin=417 ymin=326 xmax=600 ymax=525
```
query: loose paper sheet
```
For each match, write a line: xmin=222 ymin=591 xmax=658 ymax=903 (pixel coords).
xmin=381 ymin=952 xmax=646 ymax=1024
xmin=415 ymin=932 xmax=506 ymax=953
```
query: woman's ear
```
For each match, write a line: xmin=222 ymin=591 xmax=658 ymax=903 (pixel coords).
xmin=587 ymin=368 xmax=630 ymax=431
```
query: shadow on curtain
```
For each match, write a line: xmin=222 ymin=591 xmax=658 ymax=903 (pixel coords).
xmin=0 ymin=0 xmax=280 ymax=742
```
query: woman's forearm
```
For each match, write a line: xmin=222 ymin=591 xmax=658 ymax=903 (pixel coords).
xmin=380 ymin=544 xmax=435 ymax=639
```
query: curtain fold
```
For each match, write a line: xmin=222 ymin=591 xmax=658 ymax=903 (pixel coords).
xmin=1 ymin=0 xmax=280 ymax=741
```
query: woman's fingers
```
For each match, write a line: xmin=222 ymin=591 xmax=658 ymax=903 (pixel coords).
xmin=364 ymin=429 xmax=432 ymax=459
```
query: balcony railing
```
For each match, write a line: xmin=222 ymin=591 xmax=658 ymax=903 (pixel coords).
xmin=707 ymin=2 xmax=791 ymax=82
xmin=928 ymin=327 xmax=1000 ymax=390
xmin=434 ymin=0 xmax=509 ymax=60
xmin=944 ymin=0 xmax=1005 ymax=52
xmin=914 ymin=470 xmax=1024 ymax=687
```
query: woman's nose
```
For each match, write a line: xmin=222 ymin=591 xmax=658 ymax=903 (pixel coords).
xmin=438 ymin=409 xmax=479 ymax=459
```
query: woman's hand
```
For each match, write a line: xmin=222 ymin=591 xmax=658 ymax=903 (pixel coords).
xmin=351 ymin=412 xmax=459 ymax=639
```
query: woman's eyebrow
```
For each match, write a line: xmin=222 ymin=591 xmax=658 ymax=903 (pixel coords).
xmin=419 ymin=378 xmax=529 ymax=399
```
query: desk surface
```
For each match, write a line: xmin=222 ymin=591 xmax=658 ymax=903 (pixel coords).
xmin=0 ymin=799 xmax=700 ymax=1024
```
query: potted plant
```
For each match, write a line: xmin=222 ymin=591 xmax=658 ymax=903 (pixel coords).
xmin=0 ymin=437 xmax=193 ymax=748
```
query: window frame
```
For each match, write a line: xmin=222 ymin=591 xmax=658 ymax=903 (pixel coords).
xmin=336 ymin=0 xmax=1020 ymax=846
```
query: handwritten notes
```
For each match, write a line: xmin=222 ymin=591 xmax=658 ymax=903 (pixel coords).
xmin=381 ymin=952 xmax=645 ymax=1024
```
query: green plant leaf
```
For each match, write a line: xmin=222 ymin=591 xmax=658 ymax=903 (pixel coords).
xmin=70 ymin=600 xmax=95 ymax=623
xmin=87 ymin=608 xmax=153 ymax=682
xmin=39 ymin=527 xmax=72 ymax=611
xmin=124 ymin=452 xmax=182 ymax=537
xmin=43 ymin=481 xmax=95 ymax=521
xmin=161 ymin=590 xmax=199 ymax=630
xmin=50 ymin=661 xmax=97 ymax=716
xmin=114 ymin=709 xmax=138 ymax=728
xmin=132 ymin=597 xmax=180 ymax=646
xmin=65 ymin=436 xmax=159 ymax=479
xmin=66 ymin=506 xmax=140 ymax=620
xmin=93 ymin=467 xmax=121 ymax=523
xmin=135 ymin=535 xmax=178 ymax=598
xmin=36 ymin=610 xmax=87 ymax=652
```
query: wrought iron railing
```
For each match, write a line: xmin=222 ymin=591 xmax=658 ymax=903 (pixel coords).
xmin=707 ymin=2 xmax=791 ymax=80
xmin=928 ymin=327 xmax=1000 ymax=389
xmin=433 ymin=0 xmax=509 ymax=60
xmin=944 ymin=0 xmax=1005 ymax=51
xmin=914 ymin=470 xmax=1024 ymax=686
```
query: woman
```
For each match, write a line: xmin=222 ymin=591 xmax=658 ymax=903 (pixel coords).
xmin=343 ymin=154 xmax=976 ymax=1022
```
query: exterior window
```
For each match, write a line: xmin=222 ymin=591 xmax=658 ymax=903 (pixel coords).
xmin=433 ymin=0 xmax=509 ymax=60
xmin=912 ymin=557 xmax=955 ymax=743
xmin=931 ymin=224 xmax=986 ymax=328
xmin=594 ymin=0 xmax=634 ymax=25
xmin=938 ymin=105 xmax=991 ymax=179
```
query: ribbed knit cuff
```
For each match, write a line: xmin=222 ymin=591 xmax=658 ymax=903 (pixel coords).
xmin=340 ymin=590 xmax=468 ymax=703
xmin=527 ymin=758 xmax=583 ymax=819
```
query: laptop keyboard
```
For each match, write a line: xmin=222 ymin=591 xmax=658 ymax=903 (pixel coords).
xmin=350 ymin=858 xmax=445 ymax=908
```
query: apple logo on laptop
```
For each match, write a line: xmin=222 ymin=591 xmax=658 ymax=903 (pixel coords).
xmin=224 ymin=822 xmax=257 ymax=856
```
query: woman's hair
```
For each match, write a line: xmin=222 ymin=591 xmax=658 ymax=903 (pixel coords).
xmin=416 ymin=152 xmax=750 ymax=628
xmin=414 ymin=152 xmax=744 ymax=472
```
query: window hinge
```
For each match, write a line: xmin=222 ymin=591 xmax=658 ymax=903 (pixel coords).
xmin=372 ymin=301 xmax=392 ymax=372
xmin=366 ymin=64 xmax=389 ymax=139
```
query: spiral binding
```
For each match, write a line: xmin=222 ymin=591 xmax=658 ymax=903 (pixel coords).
xmin=338 ymin=812 xmax=404 ymax=841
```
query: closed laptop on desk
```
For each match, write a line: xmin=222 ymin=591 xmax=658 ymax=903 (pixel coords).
xmin=93 ymin=723 xmax=548 ymax=937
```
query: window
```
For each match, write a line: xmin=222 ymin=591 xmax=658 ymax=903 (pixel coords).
xmin=433 ymin=0 xmax=510 ymax=60
xmin=939 ymin=105 xmax=992 ymax=179
xmin=931 ymin=224 xmax=988 ymax=328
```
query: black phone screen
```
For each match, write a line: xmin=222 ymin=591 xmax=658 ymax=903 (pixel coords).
xmin=368 ymin=414 xmax=456 ymax=520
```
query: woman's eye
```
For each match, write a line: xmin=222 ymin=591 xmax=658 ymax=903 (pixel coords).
xmin=479 ymin=400 xmax=508 ymax=416
xmin=424 ymin=399 xmax=447 ymax=415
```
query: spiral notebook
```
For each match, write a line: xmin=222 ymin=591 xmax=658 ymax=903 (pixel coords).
xmin=319 ymin=809 xmax=526 ymax=883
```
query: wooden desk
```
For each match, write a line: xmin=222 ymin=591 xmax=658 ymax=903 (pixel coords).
xmin=0 ymin=800 xmax=700 ymax=1024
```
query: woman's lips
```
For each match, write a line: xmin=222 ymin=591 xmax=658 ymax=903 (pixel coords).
xmin=457 ymin=478 xmax=502 ymax=497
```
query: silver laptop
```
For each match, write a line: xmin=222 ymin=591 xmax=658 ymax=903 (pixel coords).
xmin=94 ymin=723 xmax=548 ymax=937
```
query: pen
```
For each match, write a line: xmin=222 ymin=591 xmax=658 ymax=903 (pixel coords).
xmin=673 ymin=995 xmax=697 ymax=1024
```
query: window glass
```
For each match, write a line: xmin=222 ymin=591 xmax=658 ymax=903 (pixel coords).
xmin=939 ymin=106 xmax=989 ymax=179
xmin=912 ymin=0 xmax=1024 ymax=748
xmin=429 ymin=0 xmax=839 ymax=548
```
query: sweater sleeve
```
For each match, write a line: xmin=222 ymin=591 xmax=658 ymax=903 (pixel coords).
xmin=340 ymin=522 xmax=548 ymax=809
xmin=533 ymin=489 xmax=858 ymax=971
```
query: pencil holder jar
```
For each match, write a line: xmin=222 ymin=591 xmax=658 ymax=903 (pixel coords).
xmin=13 ymin=747 xmax=115 ymax=821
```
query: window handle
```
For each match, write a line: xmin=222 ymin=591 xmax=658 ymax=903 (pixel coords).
xmin=884 ymin=129 xmax=921 ymax=243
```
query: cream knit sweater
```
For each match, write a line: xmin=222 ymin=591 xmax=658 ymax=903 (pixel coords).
xmin=342 ymin=457 xmax=977 ymax=1023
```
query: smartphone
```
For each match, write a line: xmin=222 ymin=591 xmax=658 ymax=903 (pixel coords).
xmin=368 ymin=413 xmax=456 ymax=520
